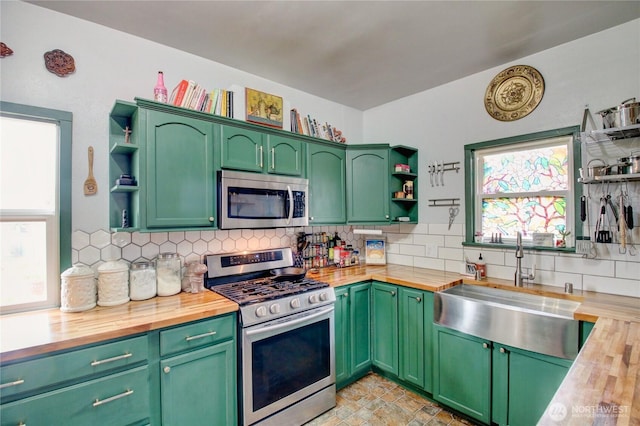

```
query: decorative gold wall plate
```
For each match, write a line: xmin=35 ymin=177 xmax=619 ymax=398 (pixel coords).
xmin=484 ymin=65 xmax=544 ymax=121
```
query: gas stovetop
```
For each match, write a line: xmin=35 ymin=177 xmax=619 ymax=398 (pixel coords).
xmin=208 ymin=277 xmax=329 ymax=306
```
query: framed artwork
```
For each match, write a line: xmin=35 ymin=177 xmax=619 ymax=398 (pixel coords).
xmin=365 ymin=238 xmax=386 ymax=265
xmin=245 ymin=87 xmax=283 ymax=129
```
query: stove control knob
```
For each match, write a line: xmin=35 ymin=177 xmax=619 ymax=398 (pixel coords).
xmin=269 ymin=303 xmax=281 ymax=314
xmin=255 ymin=306 xmax=268 ymax=317
xmin=290 ymin=298 xmax=301 ymax=309
xmin=319 ymin=292 xmax=329 ymax=302
xmin=308 ymin=294 xmax=319 ymax=304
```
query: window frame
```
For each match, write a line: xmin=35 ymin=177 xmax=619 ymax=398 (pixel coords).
xmin=464 ymin=125 xmax=582 ymax=251
xmin=0 ymin=101 xmax=72 ymax=313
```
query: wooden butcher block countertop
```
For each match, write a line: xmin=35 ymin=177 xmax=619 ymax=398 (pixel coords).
xmin=1 ymin=264 xmax=638 ymax=424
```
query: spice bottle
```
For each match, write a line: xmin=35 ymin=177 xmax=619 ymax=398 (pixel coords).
xmin=156 ymin=252 xmax=181 ymax=296
xmin=129 ymin=261 xmax=156 ymax=300
xmin=153 ymin=71 xmax=168 ymax=103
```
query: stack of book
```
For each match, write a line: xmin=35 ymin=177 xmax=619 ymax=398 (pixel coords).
xmin=290 ymin=108 xmax=347 ymax=143
xmin=169 ymin=80 xmax=234 ymax=118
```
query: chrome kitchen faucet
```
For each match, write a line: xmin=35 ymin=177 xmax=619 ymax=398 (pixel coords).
xmin=514 ymin=232 xmax=536 ymax=286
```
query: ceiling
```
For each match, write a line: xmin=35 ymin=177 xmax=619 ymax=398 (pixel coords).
xmin=27 ymin=1 xmax=640 ymax=110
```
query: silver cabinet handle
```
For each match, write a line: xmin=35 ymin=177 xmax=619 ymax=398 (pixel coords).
xmin=390 ymin=291 xmax=396 ymax=297
xmin=271 ymin=148 xmax=275 ymax=170
xmin=259 ymin=146 xmax=263 ymax=168
xmin=164 ymin=366 xmax=171 ymax=374
xmin=500 ymin=347 xmax=507 ymax=353
xmin=91 ymin=352 xmax=132 ymax=366
xmin=208 ymin=217 xmax=214 ymax=222
xmin=415 ymin=296 xmax=422 ymax=303
xmin=93 ymin=389 xmax=134 ymax=407
xmin=185 ymin=331 xmax=217 ymax=341
xmin=0 ymin=379 xmax=24 ymax=389
xmin=385 ymin=215 xmax=390 ymax=219
xmin=309 ymin=216 xmax=314 ymax=221
xmin=344 ymin=293 xmax=349 ymax=298
xmin=482 ymin=342 xmax=489 ymax=349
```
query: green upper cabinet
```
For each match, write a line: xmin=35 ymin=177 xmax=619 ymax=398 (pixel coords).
xmin=221 ymin=125 xmax=303 ymax=175
xmin=307 ymin=142 xmax=347 ymax=224
xmin=389 ymin=145 xmax=419 ymax=223
xmin=371 ymin=281 xmax=398 ymax=375
xmin=346 ymin=145 xmax=390 ymax=223
xmin=145 ymin=110 xmax=216 ymax=228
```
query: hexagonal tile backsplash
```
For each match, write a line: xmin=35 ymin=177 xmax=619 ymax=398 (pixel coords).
xmin=72 ymin=226 xmax=364 ymax=269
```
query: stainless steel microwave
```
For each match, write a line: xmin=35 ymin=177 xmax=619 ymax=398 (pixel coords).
xmin=218 ymin=170 xmax=308 ymax=229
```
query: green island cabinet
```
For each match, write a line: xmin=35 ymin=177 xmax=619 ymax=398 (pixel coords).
xmin=0 ymin=314 xmax=237 ymax=426
xmin=221 ymin=125 xmax=304 ymax=176
xmin=371 ymin=282 xmax=433 ymax=391
xmin=334 ymin=282 xmax=372 ymax=389
xmin=433 ymin=324 xmax=572 ymax=425
xmin=307 ymin=141 xmax=347 ymax=225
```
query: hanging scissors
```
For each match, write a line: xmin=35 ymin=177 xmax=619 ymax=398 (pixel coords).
xmin=448 ymin=206 xmax=459 ymax=230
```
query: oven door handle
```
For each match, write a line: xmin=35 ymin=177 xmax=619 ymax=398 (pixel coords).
xmin=246 ymin=305 xmax=333 ymax=336
xmin=286 ymin=185 xmax=294 ymax=225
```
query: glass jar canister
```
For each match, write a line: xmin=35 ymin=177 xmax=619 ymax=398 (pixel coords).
xmin=129 ymin=261 xmax=157 ymax=300
xmin=97 ymin=260 xmax=130 ymax=306
xmin=156 ymin=252 xmax=181 ymax=296
xmin=60 ymin=263 xmax=96 ymax=312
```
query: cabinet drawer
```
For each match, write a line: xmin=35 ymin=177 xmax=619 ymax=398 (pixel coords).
xmin=0 ymin=336 xmax=148 ymax=400
xmin=0 ymin=366 xmax=150 ymax=426
xmin=160 ymin=315 xmax=235 ymax=357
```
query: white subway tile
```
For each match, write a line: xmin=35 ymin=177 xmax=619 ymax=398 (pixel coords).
xmin=615 ymin=261 xmax=640 ymax=280
xmin=583 ymin=275 xmax=640 ymax=297
xmin=413 ymin=234 xmax=445 ymax=246
xmin=438 ymin=247 xmax=463 ymax=261
xmin=399 ymin=244 xmax=426 ymax=256
xmin=445 ymin=235 xmax=464 ymax=248
xmin=414 ymin=257 xmax=445 ymax=270
xmin=386 ymin=253 xmax=413 ymax=266
xmin=445 ymin=259 xmax=463 ymax=273
xmin=429 ymin=223 xmax=463 ymax=235
xmin=555 ymin=256 xmax=615 ymax=277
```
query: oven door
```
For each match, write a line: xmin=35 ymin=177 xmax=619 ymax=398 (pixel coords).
xmin=241 ymin=305 xmax=335 ymax=426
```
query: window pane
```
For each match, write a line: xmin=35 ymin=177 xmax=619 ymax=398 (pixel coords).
xmin=482 ymin=144 xmax=568 ymax=194
xmin=0 ymin=117 xmax=57 ymax=212
xmin=0 ymin=221 xmax=48 ymax=307
xmin=482 ymin=196 xmax=567 ymax=238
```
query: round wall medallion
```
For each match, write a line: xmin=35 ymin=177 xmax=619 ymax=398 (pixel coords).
xmin=44 ymin=49 xmax=76 ymax=77
xmin=484 ymin=65 xmax=544 ymax=121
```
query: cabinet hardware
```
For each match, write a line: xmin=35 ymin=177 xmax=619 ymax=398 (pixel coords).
xmin=0 ymin=379 xmax=25 ymax=389
xmin=271 ymin=148 xmax=275 ymax=170
xmin=500 ymin=347 xmax=507 ymax=353
xmin=482 ymin=342 xmax=489 ymax=349
xmin=259 ymin=146 xmax=263 ymax=168
xmin=415 ymin=296 xmax=422 ymax=303
xmin=209 ymin=217 xmax=214 ymax=222
xmin=90 ymin=352 xmax=132 ymax=366
xmin=385 ymin=215 xmax=390 ymax=219
xmin=185 ymin=330 xmax=217 ymax=341
xmin=164 ymin=366 xmax=171 ymax=374
xmin=390 ymin=291 xmax=396 ymax=297
xmin=92 ymin=389 xmax=134 ymax=407
xmin=343 ymin=293 xmax=349 ymax=298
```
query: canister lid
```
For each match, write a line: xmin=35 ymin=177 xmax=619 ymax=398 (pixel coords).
xmin=157 ymin=252 xmax=178 ymax=259
xmin=131 ymin=261 xmax=153 ymax=270
xmin=61 ymin=263 xmax=94 ymax=278
xmin=98 ymin=260 xmax=129 ymax=272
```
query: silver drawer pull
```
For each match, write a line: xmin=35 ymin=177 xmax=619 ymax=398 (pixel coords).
xmin=0 ymin=379 xmax=25 ymax=389
xmin=185 ymin=331 xmax=217 ymax=341
xmin=93 ymin=389 xmax=134 ymax=407
xmin=90 ymin=352 xmax=132 ymax=366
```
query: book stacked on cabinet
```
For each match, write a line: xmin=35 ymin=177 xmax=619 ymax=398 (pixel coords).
xmin=169 ymin=79 xmax=234 ymax=118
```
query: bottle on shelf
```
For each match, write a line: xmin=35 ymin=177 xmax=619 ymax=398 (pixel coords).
xmin=153 ymin=71 xmax=168 ymax=103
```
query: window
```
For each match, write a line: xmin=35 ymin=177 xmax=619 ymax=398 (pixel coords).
xmin=0 ymin=102 xmax=72 ymax=313
xmin=464 ymin=126 xmax=581 ymax=249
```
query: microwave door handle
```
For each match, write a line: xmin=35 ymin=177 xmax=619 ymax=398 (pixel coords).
xmin=287 ymin=185 xmax=293 ymax=224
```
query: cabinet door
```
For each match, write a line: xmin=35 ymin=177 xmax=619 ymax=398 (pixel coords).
xmin=399 ymin=287 xmax=425 ymax=388
xmin=160 ymin=340 xmax=236 ymax=426
xmin=146 ymin=111 xmax=215 ymax=228
xmin=334 ymin=286 xmax=350 ymax=389
xmin=308 ymin=143 xmax=346 ymax=224
xmin=433 ymin=325 xmax=491 ymax=423
xmin=346 ymin=148 xmax=390 ymax=223
xmin=371 ymin=282 xmax=398 ymax=375
xmin=220 ymin=125 xmax=265 ymax=172
xmin=350 ymin=282 xmax=372 ymax=378
xmin=493 ymin=345 xmax=571 ymax=426
xmin=267 ymin=135 xmax=304 ymax=175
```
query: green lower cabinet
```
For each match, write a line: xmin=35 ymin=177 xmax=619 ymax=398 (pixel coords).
xmin=492 ymin=344 xmax=571 ymax=426
xmin=433 ymin=325 xmax=492 ymax=423
xmin=335 ymin=282 xmax=372 ymax=389
xmin=399 ymin=288 xmax=433 ymax=391
xmin=372 ymin=282 xmax=399 ymax=375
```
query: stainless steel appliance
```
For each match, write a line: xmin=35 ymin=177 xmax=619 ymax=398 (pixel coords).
xmin=205 ymin=247 xmax=336 ymax=426
xmin=218 ymin=170 xmax=308 ymax=229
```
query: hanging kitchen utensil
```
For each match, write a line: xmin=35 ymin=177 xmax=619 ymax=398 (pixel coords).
xmin=580 ymin=196 xmax=587 ymax=222
xmin=595 ymin=198 xmax=611 ymax=243
xmin=619 ymin=193 xmax=627 ymax=254
xmin=84 ymin=146 xmax=97 ymax=195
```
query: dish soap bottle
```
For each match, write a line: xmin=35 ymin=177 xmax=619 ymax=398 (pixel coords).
xmin=475 ymin=253 xmax=486 ymax=279
xmin=154 ymin=71 xmax=168 ymax=103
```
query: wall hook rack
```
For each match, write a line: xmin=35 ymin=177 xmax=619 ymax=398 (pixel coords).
xmin=428 ymin=198 xmax=460 ymax=207
xmin=427 ymin=161 xmax=460 ymax=186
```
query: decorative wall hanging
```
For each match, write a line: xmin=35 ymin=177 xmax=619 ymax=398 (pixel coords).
xmin=245 ymin=87 xmax=283 ymax=129
xmin=44 ymin=49 xmax=75 ymax=77
xmin=0 ymin=42 xmax=13 ymax=57
xmin=484 ymin=65 xmax=544 ymax=121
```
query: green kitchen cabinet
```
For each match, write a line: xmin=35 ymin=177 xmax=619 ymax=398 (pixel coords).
xmin=145 ymin=109 xmax=216 ymax=228
xmin=307 ymin=142 xmax=347 ymax=224
xmin=398 ymin=287 xmax=433 ymax=391
xmin=433 ymin=325 xmax=492 ymax=423
xmin=335 ymin=282 xmax=372 ymax=389
xmin=371 ymin=281 xmax=398 ymax=375
xmin=492 ymin=344 xmax=571 ymax=426
xmin=389 ymin=145 xmax=419 ymax=223
xmin=221 ymin=125 xmax=304 ymax=175
xmin=346 ymin=145 xmax=390 ymax=224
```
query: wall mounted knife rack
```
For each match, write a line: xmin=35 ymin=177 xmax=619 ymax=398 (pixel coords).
xmin=427 ymin=161 xmax=461 ymax=186
xmin=428 ymin=198 xmax=460 ymax=207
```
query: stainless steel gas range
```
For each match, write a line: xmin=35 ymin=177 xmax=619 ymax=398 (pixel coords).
xmin=205 ymin=247 xmax=336 ymax=426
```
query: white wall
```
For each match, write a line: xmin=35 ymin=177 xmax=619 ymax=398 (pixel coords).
xmin=366 ymin=19 xmax=640 ymax=296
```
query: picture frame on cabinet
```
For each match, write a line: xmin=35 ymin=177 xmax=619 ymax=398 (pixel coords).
xmin=245 ymin=87 xmax=283 ymax=129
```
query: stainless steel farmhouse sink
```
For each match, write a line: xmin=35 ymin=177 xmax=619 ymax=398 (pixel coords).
xmin=434 ymin=284 xmax=581 ymax=360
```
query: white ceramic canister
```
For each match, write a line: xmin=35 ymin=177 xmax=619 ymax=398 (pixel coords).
xmin=129 ymin=261 xmax=157 ymax=300
xmin=156 ymin=252 xmax=181 ymax=296
xmin=60 ymin=263 xmax=96 ymax=312
xmin=97 ymin=260 xmax=130 ymax=306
